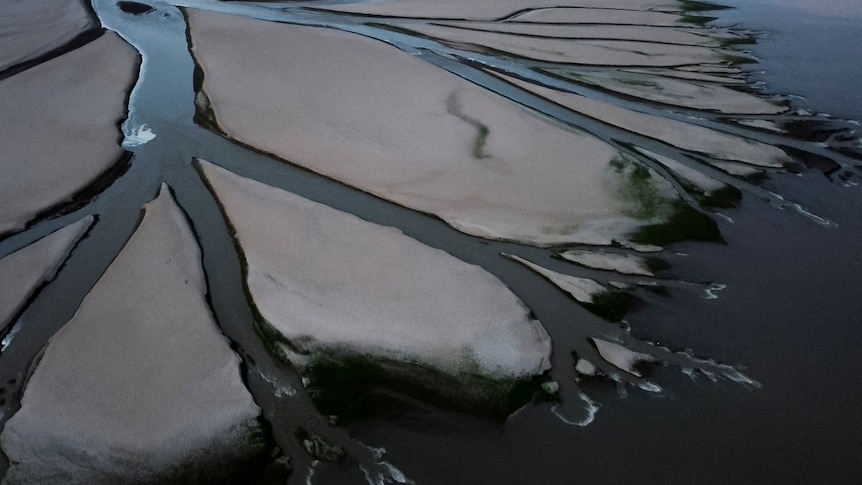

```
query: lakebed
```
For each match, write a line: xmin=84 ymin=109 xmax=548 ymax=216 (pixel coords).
xmin=0 ymin=0 xmax=860 ymax=483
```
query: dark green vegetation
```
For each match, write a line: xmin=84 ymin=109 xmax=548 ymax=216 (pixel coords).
xmin=610 ymin=156 xmax=723 ymax=246
xmin=631 ymin=200 xmax=723 ymax=246
xmin=302 ymin=350 xmax=551 ymax=423
xmin=614 ymin=160 xmax=668 ymax=221
xmin=149 ymin=422 xmax=288 ymax=485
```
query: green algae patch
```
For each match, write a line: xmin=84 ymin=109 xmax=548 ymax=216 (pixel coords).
xmin=613 ymin=159 xmax=673 ymax=221
xmin=631 ymin=200 xmax=723 ymax=246
xmin=609 ymin=156 xmax=723 ymax=246
xmin=303 ymin=350 xmax=548 ymax=422
xmin=149 ymin=422 xmax=288 ymax=485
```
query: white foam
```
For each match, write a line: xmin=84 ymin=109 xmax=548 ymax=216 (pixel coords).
xmin=551 ymin=392 xmax=600 ymax=427
xmin=361 ymin=446 xmax=413 ymax=485
xmin=255 ymin=368 xmax=296 ymax=398
xmin=360 ymin=462 xmax=413 ymax=485
xmin=305 ymin=460 xmax=318 ymax=485
xmin=122 ymin=124 xmax=156 ymax=148
xmin=638 ymin=381 xmax=662 ymax=393
xmin=702 ymin=283 xmax=727 ymax=300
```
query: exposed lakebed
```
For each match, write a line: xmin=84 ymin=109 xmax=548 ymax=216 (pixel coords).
xmin=0 ymin=0 xmax=860 ymax=483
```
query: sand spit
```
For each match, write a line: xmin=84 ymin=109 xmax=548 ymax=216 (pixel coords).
xmin=634 ymin=147 xmax=732 ymax=197
xmin=0 ymin=216 xmax=92 ymax=332
xmin=403 ymin=23 xmax=724 ymax=66
xmin=558 ymin=249 xmax=658 ymax=276
xmin=505 ymin=254 xmax=606 ymax=304
xmin=199 ymin=159 xmax=552 ymax=414
xmin=431 ymin=22 xmax=722 ymax=47
xmin=315 ymin=0 xmax=681 ymax=20
xmin=198 ymin=160 xmax=551 ymax=386
xmin=0 ymin=32 xmax=138 ymax=237
xmin=0 ymin=0 xmax=96 ymax=73
xmin=504 ymin=7 xmax=688 ymax=25
xmin=495 ymin=72 xmax=792 ymax=168
xmin=188 ymin=9 xmax=662 ymax=246
xmin=1 ymin=186 xmax=266 ymax=484
xmin=623 ymin=67 xmax=747 ymax=85
xmin=592 ymin=338 xmax=658 ymax=377
xmin=548 ymin=69 xmax=786 ymax=114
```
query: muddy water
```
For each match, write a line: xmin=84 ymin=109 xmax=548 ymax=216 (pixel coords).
xmin=0 ymin=0 xmax=860 ymax=483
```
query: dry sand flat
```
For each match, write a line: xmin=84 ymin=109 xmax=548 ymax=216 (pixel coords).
xmin=548 ymin=69 xmax=786 ymax=114
xmin=315 ymin=0 xmax=682 ymax=20
xmin=431 ymin=22 xmax=723 ymax=47
xmin=0 ymin=32 xmax=138 ymax=237
xmin=495 ymin=72 xmax=792 ymax=168
xmin=0 ymin=0 xmax=96 ymax=72
xmin=505 ymin=254 xmax=606 ymax=304
xmin=189 ymin=9 xmax=677 ymax=246
xmin=403 ymin=23 xmax=725 ymax=66
xmin=0 ymin=186 xmax=265 ymax=483
xmin=558 ymin=249 xmax=658 ymax=276
xmin=198 ymin=160 xmax=552 ymax=385
xmin=0 ymin=216 xmax=92 ymax=332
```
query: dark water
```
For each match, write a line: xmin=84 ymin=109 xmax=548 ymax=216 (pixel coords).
xmin=1 ymin=0 xmax=860 ymax=483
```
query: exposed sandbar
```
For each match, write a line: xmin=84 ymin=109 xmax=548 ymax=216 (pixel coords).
xmin=0 ymin=216 xmax=92 ymax=332
xmin=592 ymin=338 xmax=657 ymax=377
xmin=0 ymin=33 xmax=138 ymax=236
xmin=316 ymin=0 xmax=681 ymax=20
xmin=505 ymin=254 xmax=606 ymax=303
xmin=1 ymin=186 xmax=265 ymax=483
xmin=199 ymin=160 xmax=552 ymax=381
xmin=406 ymin=23 xmax=725 ymax=66
xmin=558 ymin=249 xmax=658 ymax=276
xmin=431 ymin=22 xmax=723 ymax=47
xmin=0 ymin=0 xmax=96 ymax=72
xmin=189 ymin=9 xmax=660 ymax=246
xmin=495 ymin=72 xmax=792 ymax=168
xmin=547 ymin=68 xmax=786 ymax=114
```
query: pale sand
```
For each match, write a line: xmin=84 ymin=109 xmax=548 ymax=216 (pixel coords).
xmin=550 ymin=69 xmax=785 ymax=114
xmin=0 ymin=0 xmax=96 ymax=72
xmin=1 ymin=186 xmax=262 ymax=483
xmin=316 ymin=0 xmax=680 ymax=20
xmin=0 ymin=216 xmax=92 ymax=332
xmin=592 ymin=338 xmax=657 ymax=377
xmin=0 ymin=33 xmax=138 ymax=236
xmin=199 ymin=160 xmax=551 ymax=378
xmin=406 ymin=23 xmax=724 ymax=66
xmin=505 ymin=254 xmax=606 ymax=304
xmin=505 ymin=7 xmax=687 ymax=25
xmin=710 ymin=160 xmax=765 ymax=177
xmin=736 ymin=119 xmax=786 ymax=133
xmin=432 ymin=22 xmax=723 ymax=47
xmin=495 ymin=72 xmax=792 ymax=168
xmin=634 ymin=148 xmax=728 ymax=194
xmin=621 ymin=68 xmax=747 ymax=85
xmin=558 ymin=249 xmax=657 ymax=276
xmin=189 ymin=10 xmax=647 ymax=246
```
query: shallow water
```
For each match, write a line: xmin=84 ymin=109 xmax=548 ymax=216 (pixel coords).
xmin=0 ymin=0 xmax=860 ymax=482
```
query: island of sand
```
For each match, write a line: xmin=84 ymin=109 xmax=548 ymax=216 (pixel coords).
xmin=199 ymin=160 xmax=552 ymax=417
xmin=0 ymin=217 xmax=92 ymax=333
xmin=187 ymin=8 xmax=700 ymax=247
xmin=1 ymin=186 xmax=270 ymax=483
xmin=0 ymin=0 xmax=97 ymax=73
xmin=0 ymin=32 xmax=138 ymax=238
